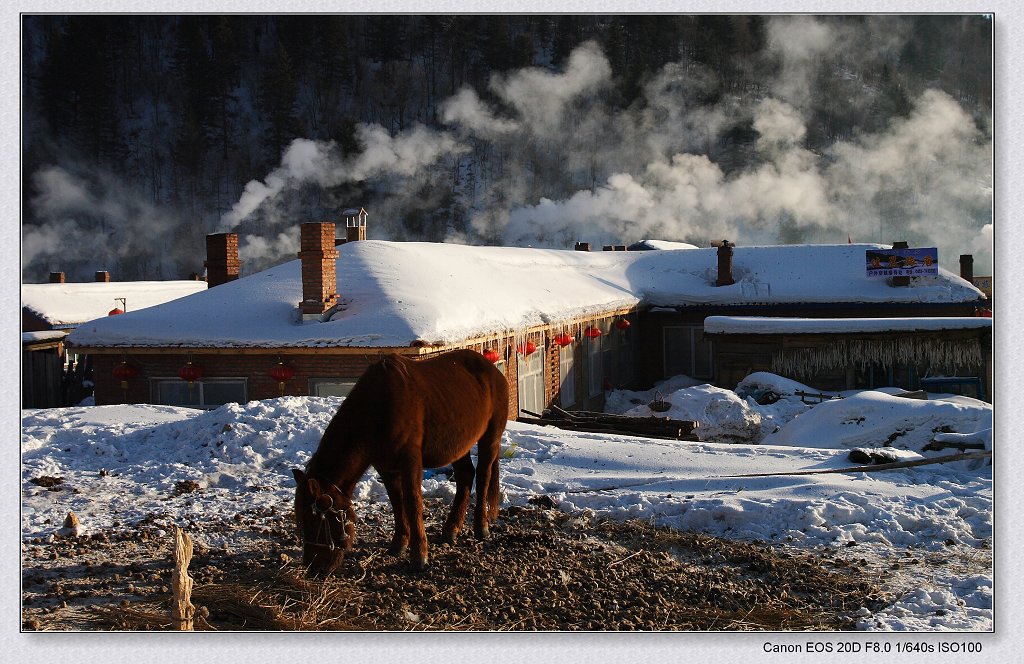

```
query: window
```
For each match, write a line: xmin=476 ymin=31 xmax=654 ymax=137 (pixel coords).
xmin=663 ymin=326 xmax=713 ymax=379
xmin=309 ymin=379 xmax=357 ymax=398
xmin=558 ymin=344 xmax=576 ymax=407
xmin=152 ymin=378 xmax=246 ymax=408
xmin=517 ymin=346 xmax=545 ymax=417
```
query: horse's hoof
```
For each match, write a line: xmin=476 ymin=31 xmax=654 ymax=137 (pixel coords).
xmin=410 ymin=555 xmax=428 ymax=572
xmin=474 ymin=526 xmax=490 ymax=540
xmin=440 ymin=529 xmax=458 ymax=544
xmin=387 ymin=543 xmax=408 ymax=557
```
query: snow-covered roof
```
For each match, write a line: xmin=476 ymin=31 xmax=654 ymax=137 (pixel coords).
xmin=23 ymin=280 xmax=208 ymax=328
xmin=704 ymin=316 xmax=993 ymax=335
xmin=66 ymin=241 xmax=984 ymax=350
xmin=628 ymin=239 xmax=700 ymax=251
xmin=22 ymin=330 xmax=68 ymax=345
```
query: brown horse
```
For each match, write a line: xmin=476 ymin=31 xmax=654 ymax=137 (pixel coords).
xmin=292 ymin=349 xmax=509 ymax=575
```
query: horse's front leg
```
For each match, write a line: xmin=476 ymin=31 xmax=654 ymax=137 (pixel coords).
xmin=381 ymin=473 xmax=408 ymax=557
xmin=400 ymin=465 xmax=428 ymax=571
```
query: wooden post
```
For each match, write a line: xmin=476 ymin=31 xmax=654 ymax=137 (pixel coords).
xmin=171 ymin=526 xmax=195 ymax=631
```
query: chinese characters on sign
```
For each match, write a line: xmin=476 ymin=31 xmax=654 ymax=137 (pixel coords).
xmin=866 ymin=248 xmax=939 ymax=278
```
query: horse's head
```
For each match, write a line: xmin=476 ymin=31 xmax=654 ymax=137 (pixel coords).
xmin=291 ymin=468 xmax=356 ymax=577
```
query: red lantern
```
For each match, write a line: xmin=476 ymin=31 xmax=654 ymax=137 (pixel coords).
xmin=108 ymin=308 xmax=124 ymax=316
xmin=179 ymin=361 xmax=203 ymax=385
xmin=517 ymin=341 xmax=537 ymax=356
xmin=554 ymin=333 xmax=573 ymax=348
xmin=615 ymin=318 xmax=631 ymax=331
xmin=112 ymin=361 xmax=138 ymax=389
xmin=482 ymin=348 xmax=501 ymax=363
xmin=584 ymin=326 xmax=602 ymax=338
xmin=269 ymin=361 xmax=295 ymax=395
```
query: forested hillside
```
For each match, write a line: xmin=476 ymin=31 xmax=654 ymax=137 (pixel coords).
xmin=21 ymin=15 xmax=993 ymax=281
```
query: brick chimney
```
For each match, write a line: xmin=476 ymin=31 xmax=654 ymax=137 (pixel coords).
xmin=49 ymin=272 xmax=65 ymax=283
xmin=205 ymin=233 xmax=241 ymax=287
xmin=298 ymin=222 xmax=340 ymax=319
xmin=715 ymin=240 xmax=735 ymax=287
xmin=959 ymin=254 xmax=974 ymax=282
xmin=95 ymin=270 xmax=110 ymax=282
xmin=342 ymin=207 xmax=367 ymax=243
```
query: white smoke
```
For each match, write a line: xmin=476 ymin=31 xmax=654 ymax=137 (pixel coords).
xmin=347 ymin=124 xmax=467 ymax=180
xmin=487 ymin=40 xmax=612 ymax=138
xmin=238 ymin=228 xmax=300 ymax=269
xmin=766 ymin=16 xmax=837 ymax=108
xmin=217 ymin=19 xmax=991 ymax=274
xmin=220 ymin=138 xmax=341 ymax=231
xmin=25 ymin=165 xmax=188 ymax=280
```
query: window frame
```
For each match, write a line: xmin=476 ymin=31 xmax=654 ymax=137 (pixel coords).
xmin=150 ymin=376 xmax=248 ymax=409
xmin=308 ymin=378 xmax=358 ymax=398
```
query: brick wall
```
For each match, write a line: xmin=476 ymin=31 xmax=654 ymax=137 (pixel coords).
xmin=93 ymin=352 xmax=384 ymax=405
xmin=89 ymin=313 xmax=638 ymax=418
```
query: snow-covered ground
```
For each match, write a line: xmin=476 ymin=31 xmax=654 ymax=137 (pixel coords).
xmin=21 ymin=373 xmax=994 ymax=635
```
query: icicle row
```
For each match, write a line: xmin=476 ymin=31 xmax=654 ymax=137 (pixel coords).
xmin=772 ymin=337 xmax=984 ymax=378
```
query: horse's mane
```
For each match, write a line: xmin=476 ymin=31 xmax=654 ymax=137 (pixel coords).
xmin=376 ymin=352 xmax=411 ymax=380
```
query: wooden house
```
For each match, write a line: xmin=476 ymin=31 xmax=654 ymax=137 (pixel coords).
xmin=65 ymin=219 xmax=989 ymax=416
xmin=21 ymin=272 xmax=206 ymax=408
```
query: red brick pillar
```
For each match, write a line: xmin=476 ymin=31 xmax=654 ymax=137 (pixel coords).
xmin=205 ymin=233 xmax=241 ymax=287
xmin=298 ymin=222 xmax=340 ymax=318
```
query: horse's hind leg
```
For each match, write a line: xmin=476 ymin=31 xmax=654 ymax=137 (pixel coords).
xmin=473 ymin=423 xmax=503 ymax=540
xmin=441 ymin=453 xmax=475 ymax=544
xmin=487 ymin=456 xmax=500 ymax=527
xmin=400 ymin=465 xmax=429 ymax=570
xmin=381 ymin=473 xmax=409 ymax=557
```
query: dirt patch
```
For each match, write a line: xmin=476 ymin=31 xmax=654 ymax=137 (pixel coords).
xmin=23 ymin=498 xmax=893 ymax=631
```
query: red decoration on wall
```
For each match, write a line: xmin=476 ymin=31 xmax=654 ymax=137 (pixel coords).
xmin=584 ymin=326 xmax=602 ymax=338
xmin=483 ymin=348 xmax=501 ymax=363
xmin=553 ymin=333 xmax=573 ymax=348
xmin=517 ymin=341 xmax=537 ymax=356
xmin=269 ymin=361 xmax=295 ymax=395
xmin=615 ymin=318 xmax=631 ymax=331
xmin=112 ymin=361 xmax=138 ymax=389
xmin=178 ymin=361 xmax=203 ymax=385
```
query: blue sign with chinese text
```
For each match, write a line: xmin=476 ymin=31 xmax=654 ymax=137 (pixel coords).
xmin=866 ymin=248 xmax=939 ymax=277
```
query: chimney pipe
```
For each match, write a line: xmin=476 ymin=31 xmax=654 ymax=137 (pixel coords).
xmin=205 ymin=233 xmax=241 ymax=287
xmin=343 ymin=207 xmax=367 ymax=243
xmin=49 ymin=272 xmax=65 ymax=284
xmin=891 ymin=241 xmax=910 ymax=287
xmin=574 ymin=242 xmax=591 ymax=252
xmin=95 ymin=270 xmax=110 ymax=283
xmin=716 ymin=240 xmax=735 ymax=287
xmin=959 ymin=254 xmax=974 ymax=283
xmin=298 ymin=222 xmax=340 ymax=319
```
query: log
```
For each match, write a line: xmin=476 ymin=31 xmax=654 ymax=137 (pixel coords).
xmin=720 ymin=450 xmax=990 ymax=478
xmin=171 ymin=526 xmax=195 ymax=631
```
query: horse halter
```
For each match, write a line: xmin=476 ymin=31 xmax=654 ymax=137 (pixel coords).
xmin=305 ymin=483 xmax=350 ymax=552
